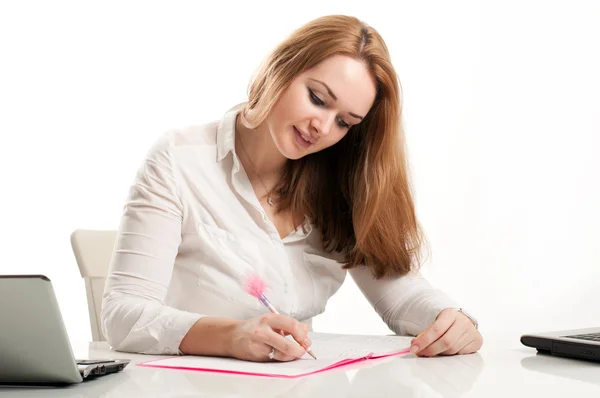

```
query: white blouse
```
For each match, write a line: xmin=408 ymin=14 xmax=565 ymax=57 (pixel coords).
xmin=101 ymin=103 xmax=458 ymax=355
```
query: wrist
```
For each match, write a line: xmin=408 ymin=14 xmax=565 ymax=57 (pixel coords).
xmin=436 ymin=308 xmax=479 ymax=329
xmin=457 ymin=308 xmax=479 ymax=329
xmin=221 ymin=318 xmax=242 ymax=357
xmin=180 ymin=317 xmax=242 ymax=356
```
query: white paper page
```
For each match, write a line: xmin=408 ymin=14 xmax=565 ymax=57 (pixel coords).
xmin=141 ymin=333 xmax=412 ymax=377
xmin=317 ymin=334 xmax=413 ymax=358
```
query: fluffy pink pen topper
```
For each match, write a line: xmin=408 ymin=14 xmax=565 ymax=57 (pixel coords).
xmin=243 ymin=274 xmax=317 ymax=360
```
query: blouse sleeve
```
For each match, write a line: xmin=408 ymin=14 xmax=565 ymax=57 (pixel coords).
xmin=101 ymin=133 xmax=203 ymax=355
xmin=349 ymin=265 xmax=459 ymax=336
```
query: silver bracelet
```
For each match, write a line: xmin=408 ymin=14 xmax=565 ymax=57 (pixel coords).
xmin=458 ymin=308 xmax=478 ymax=329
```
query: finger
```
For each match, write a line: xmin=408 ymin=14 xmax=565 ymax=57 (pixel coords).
xmin=418 ymin=319 xmax=466 ymax=357
xmin=263 ymin=329 xmax=306 ymax=358
xmin=244 ymin=329 xmax=295 ymax=362
xmin=257 ymin=344 xmax=297 ymax=362
xmin=458 ymin=334 xmax=484 ymax=355
xmin=279 ymin=329 xmax=313 ymax=352
xmin=411 ymin=309 xmax=456 ymax=354
xmin=284 ymin=330 xmax=312 ymax=349
xmin=261 ymin=313 xmax=307 ymax=346
xmin=437 ymin=316 xmax=473 ymax=356
xmin=300 ymin=322 xmax=308 ymax=335
xmin=440 ymin=329 xmax=470 ymax=356
xmin=410 ymin=310 xmax=447 ymax=344
xmin=304 ymin=336 xmax=312 ymax=348
xmin=271 ymin=347 xmax=298 ymax=362
xmin=441 ymin=317 xmax=480 ymax=356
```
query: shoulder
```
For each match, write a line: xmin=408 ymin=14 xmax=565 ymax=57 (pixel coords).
xmin=144 ymin=121 xmax=220 ymax=163
xmin=169 ymin=121 xmax=220 ymax=148
xmin=154 ymin=121 xmax=220 ymax=152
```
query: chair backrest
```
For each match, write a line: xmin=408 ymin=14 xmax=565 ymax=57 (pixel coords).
xmin=70 ymin=229 xmax=117 ymax=341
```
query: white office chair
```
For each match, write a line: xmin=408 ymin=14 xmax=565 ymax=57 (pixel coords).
xmin=70 ymin=229 xmax=117 ymax=342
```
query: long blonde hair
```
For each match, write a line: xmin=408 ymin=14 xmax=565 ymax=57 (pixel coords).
xmin=240 ymin=15 xmax=424 ymax=279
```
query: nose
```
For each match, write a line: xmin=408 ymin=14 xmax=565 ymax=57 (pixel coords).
xmin=311 ymin=111 xmax=336 ymax=137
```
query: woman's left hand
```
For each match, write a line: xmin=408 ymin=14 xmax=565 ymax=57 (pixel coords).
xmin=410 ymin=308 xmax=483 ymax=357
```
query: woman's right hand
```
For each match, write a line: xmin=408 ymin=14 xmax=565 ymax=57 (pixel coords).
xmin=229 ymin=313 xmax=312 ymax=362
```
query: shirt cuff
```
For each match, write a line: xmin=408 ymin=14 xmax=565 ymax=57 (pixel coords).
xmin=163 ymin=311 xmax=205 ymax=355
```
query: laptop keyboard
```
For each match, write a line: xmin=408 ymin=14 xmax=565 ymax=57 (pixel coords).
xmin=563 ymin=332 xmax=600 ymax=342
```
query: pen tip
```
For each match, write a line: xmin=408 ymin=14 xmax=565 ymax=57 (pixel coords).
xmin=307 ymin=350 xmax=317 ymax=360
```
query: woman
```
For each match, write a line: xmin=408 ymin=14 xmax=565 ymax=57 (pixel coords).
xmin=101 ymin=14 xmax=483 ymax=362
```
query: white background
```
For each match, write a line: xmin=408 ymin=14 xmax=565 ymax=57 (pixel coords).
xmin=1 ymin=0 xmax=599 ymax=344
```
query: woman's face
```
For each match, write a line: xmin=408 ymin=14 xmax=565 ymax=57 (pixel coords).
xmin=267 ymin=55 xmax=377 ymax=160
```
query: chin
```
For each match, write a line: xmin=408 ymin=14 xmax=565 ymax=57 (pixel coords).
xmin=281 ymin=150 xmax=305 ymax=161
xmin=276 ymin=140 xmax=309 ymax=160
xmin=291 ymin=142 xmax=315 ymax=159
xmin=273 ymin=128 xmax=317 ymax=160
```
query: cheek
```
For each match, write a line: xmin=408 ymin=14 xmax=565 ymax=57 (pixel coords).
xmin=270 ymin=107 xmax=297 ymax=135
xmin=270 ymin=99 xmax=306 ymax=139
xmin=267 ymin=104 xmax=291 ymax=139
xmin=320 ymin=130 xmax=348 ymax=149
xmin=266 ymin=113 xmax=296 ymax=158
xmin=281 ymin=86 xmax=314 ymax=123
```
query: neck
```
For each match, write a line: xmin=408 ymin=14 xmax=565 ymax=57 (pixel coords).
xmin=235 ymin=114 xmax=287 ymax=180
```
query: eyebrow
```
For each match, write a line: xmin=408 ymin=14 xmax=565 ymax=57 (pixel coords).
xmin=308 ymin=78 xmax=364 ymax=120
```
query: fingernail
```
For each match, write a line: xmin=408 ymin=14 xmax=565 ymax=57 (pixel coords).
xmin=410 ymin=345 xmax=419 ymax=353
xmin=303 ymin=338 xmax=311 ymax=348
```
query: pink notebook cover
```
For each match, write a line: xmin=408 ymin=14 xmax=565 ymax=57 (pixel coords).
xmin=137 ymin=348 xmax=411 ymax=379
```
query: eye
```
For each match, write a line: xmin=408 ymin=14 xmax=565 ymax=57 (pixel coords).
xmin=337 ymin=117 xmax=350 ymax=129
xmin=308 ymin=87 xmax=350 ymax=129
xmin=308 ymin=88 xmax=325 ymax=106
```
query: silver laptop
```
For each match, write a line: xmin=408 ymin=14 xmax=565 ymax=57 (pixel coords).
xmin=0 ymin=275 xmax=130 ymax=385
xmin=521 ymin=327 xmax=600 ymax=362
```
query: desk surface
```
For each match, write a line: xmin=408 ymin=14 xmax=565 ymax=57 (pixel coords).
xmin=1 ymin=332 xmax=599 ymax=397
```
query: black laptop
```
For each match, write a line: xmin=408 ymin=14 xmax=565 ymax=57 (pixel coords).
xmin=521 ymin=327 xmax=600 ymax=362
xmin=0 ymin=275 xmax=130 ymax=385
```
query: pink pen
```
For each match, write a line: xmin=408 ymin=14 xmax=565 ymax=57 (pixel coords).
xmin=244 ymin=274 xmax=317 ymax=359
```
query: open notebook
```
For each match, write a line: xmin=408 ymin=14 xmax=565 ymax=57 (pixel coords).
xmin=137 ymin=332 xmax=412 ymax=378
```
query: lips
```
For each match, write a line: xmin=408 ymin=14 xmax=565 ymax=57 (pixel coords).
xmin=293 ymin=126 xmax=313 ymax=148
xmin=293 ymin=126 xmax=315 ymax=143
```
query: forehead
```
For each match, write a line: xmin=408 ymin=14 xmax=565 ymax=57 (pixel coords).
xmin=302 ymin=55 xmax=377 ymax=116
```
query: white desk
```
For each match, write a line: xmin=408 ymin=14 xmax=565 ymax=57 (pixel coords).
xmin=1 ymin=332 xmax=599 ymax=397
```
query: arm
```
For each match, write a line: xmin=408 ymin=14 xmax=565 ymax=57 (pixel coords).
xmin=101 ymin=132 xmax=204 ymax=355
xmin=349 ymin=265 xmax=457 ymax=336
xmin=101 ymin=133 xmax=309 ymax=359
xmin=350 ymin=265 xmax=482 ymax=356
